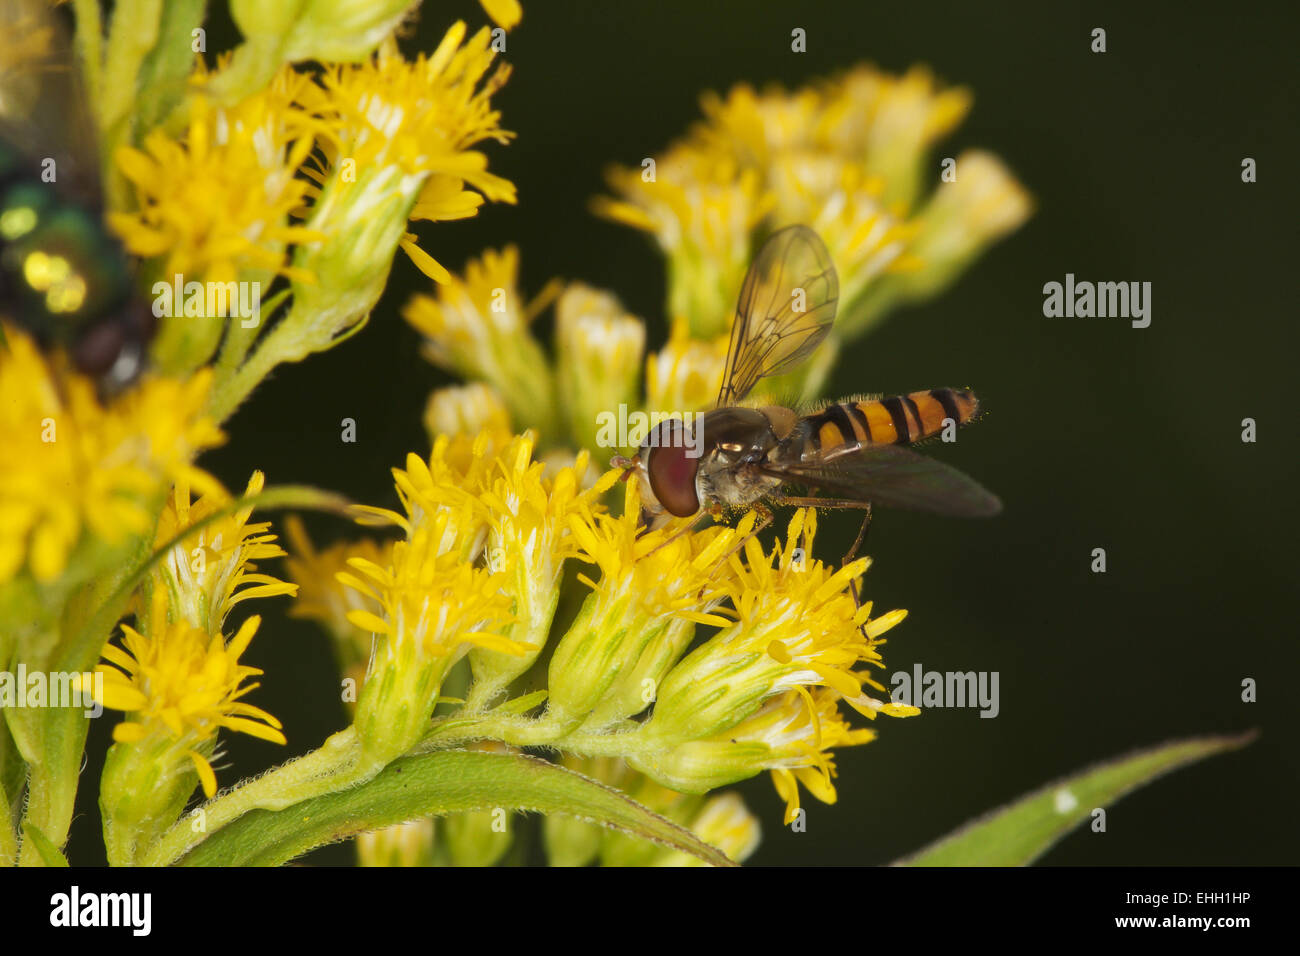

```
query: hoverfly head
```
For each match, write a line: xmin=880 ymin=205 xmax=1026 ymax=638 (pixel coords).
xmin=640 ymin=418 xmax=701 ymax=518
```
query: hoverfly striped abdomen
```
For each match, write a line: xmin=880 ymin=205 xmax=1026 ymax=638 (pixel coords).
xmin=807 ymin=387 xmax=980 ymax=453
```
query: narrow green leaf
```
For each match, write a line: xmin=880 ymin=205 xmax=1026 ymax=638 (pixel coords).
xmin=21 ymin=822 xmax=70 ymax=867
xmin=133 ymin=0 xmax=206 ymax=134
xmin=896 ymin=731 xmax=1258 ymax=867
xmin=179 ymin=750 xmax=735 ymax=867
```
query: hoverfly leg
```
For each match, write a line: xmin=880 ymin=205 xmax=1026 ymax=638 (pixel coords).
xmin=843 ymin=504 xmax=874 ymax=642
xmin=842 ymin=502 xmax=873 ymax=568
xmin=778 ymin=495 xmax=876 ymax=640
xmin=703 ymin=504 xmax=773 ymax=583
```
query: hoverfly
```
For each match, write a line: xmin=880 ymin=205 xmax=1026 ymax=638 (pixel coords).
xmin=0 ymin=0 xmax=154 ymax=391
xmin=617 ymin=224 xmax=1000 ymax=560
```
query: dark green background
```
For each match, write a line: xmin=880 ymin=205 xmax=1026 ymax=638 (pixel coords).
xmin=72 ymin=0 xmax=1298 ymax=865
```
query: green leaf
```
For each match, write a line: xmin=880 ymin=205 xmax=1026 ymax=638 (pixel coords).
xmin=133 ymin=0 xmax=206 ymax=134
xmin=21 ymin=822 xmax=70 ymax=867
xmin=179 ymin=749 xmax=736 ymax=867
xmin=895 ymin=731 xmax=1258 ymax=867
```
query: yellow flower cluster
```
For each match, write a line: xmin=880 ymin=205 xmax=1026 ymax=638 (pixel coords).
xmin=593 ymin=64 xmax=1032 ymax=371
xmin=94 ymin=590 xmax=285 ymax=800
xmin=326 ymin=428 xmax=912 ymax=824
xmin=108 ymin=66 xmax=322 ymax=289
xmin=0 ymin=325 xmax=222 ymax=587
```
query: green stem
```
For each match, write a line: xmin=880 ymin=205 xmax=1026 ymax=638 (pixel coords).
xmin=421 ymin=712 xmax=651 ymax=759
xmin=0 ymin=772 xmax=16 ymax=867
xmin=145 ymin=726 xmax=367 ymax=866
xmin=98 ymin=0 xmax=163 ymax=209
xmin=72 ymin=0 xmax=104 ymax=111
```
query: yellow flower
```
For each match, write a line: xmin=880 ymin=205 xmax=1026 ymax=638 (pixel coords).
xmin=423 ymin=382 xmax=512 ymax=441
xmin=545 ymin=478 xmax=748 ymax=730
xmin=631 ymin=686 xmax=877 ymax=825
xmin=644 ymin=316 xmax=728 ymax=416
xmin=642 ymin=509 xmax=906 ymax=744
xmin=90 ymin=590 xmax=286 ymax=800
xmin=402 ymin=246 xmax=558 ymax=436
xmin=595 ymin=64 xmax=1027 ymax=344
xmin=109 ymin=72 xmax=321 ymax=288
xmin=300 ymin=25 xmax=515 ymax=284
xmin=821 ymin=65 xmax=972 ymax=207
xmin=348 ymin=430 xmax=616 ymax=705
xmin=284 ymin=516 xmax=392 ymax=681
xmin=343 ymin=505 xmax=520 ymax=760
xmin=594 ymin=152 xmax=773 ymax=336
xmin=554 ymin=282 xmax=645 ymax=452
xmin=0 ymin=325 xmax=223 ymax=586
xmin=152 ymin=471 xmax=297 ymax=635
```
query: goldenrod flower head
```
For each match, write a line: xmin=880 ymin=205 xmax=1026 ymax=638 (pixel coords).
xmin=693 ymin=83 xmax=825 ymax=164
xmin=631 ymin=686 xmax=875 ymax=825
xmin=0 ymin=325 xmax=223 ymax=586
xmin=903 ymin=150 xmax=1034 ymax=290
xmin=594 ymin=154 xmax=773 ymax=337
xmin=306 ymin=26 xmax=514 ymax=183
xmin=354 ymin=430 xmax=512 ymax=561
xmin=555 ymin=283 xmax=645 ymax=452
xmin=423 ymin=382 xmax=512 ymax=442
xmin=545 ymin=478 xmax=748 ymax=729
xmin=467 ymin=435 xmax=620 ymax=694
xmin=596 ymin=65 xmax=1026 ymax=344
xmin=282 ymin=28 xmax=516 ymax=352
xmin=343 ymin=507 xmax=519 ymax=759
xmin=657 ymin=792 xmax=761 ymax=867
xmin=403 ymin=245 xmax=527 ymax=376
xmin=822 ymin=65 xmax=972 ymax=205
xmin=356 ymin=818 xmax=435 ymax=868
xmin=771 ymin=161 xmax=919 ymax=303
xmin=109 ymin=75 xmax=321 ymax=288
xmin=152 ymin=471 xmax=297 ymax=635
xmin=403 ymin=247 xmax=558 ymax=436
xmin=90 ymin=590 xmax=286 ymax=801
xmin=284 ymin=517 xmax=392 ymax=691
xmin=353 ymin=430 xmax=616 ymax=700
xmin=643 ymin=509 xmax=906 ymax=745
xmin=644 ymin=316 xmax=728 ymax=415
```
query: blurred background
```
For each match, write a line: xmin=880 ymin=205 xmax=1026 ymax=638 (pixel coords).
xmin=73 ymin=0 xmax=1298 ymax=865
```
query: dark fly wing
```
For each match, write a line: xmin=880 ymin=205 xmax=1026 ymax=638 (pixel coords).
xmin=717 ymin=224 xmax=838 ymax=406
xmin=763 ymin=441 xmax=1002 ymax=517
xmin=0 ymin=0 xmax=102 ymax=203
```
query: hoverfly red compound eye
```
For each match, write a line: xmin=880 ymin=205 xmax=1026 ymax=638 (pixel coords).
xmin=644 ymin=419 xmax=701 ymax=518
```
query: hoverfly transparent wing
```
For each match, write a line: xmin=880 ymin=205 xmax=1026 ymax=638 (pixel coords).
xmin=762 ymin=441 xmax=1002 ymax=518
xmin=716 ymin=224 xmax=838 ymax=407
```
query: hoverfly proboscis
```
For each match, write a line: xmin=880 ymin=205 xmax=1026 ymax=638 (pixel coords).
xmin=614 ymin=224 xmax=1001 ymax=581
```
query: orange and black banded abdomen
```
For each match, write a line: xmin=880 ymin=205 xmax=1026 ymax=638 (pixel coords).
xmin=808 ymin=388 xmax=980 ymax=451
